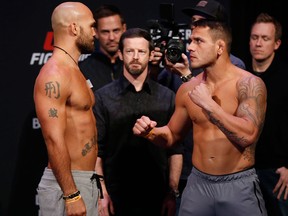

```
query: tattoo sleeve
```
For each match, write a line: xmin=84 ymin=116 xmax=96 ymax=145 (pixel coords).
xmin=237 ymin=76 xmax=266 ymax=128
xmin=207 ymin=76 xmax=266 ymax=147
xmin=207 ymin=110 xmax=249 ymax=146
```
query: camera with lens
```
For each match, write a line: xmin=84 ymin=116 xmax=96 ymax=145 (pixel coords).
xmin=147 ymin=3 xmax=187 ymax=64
xmin=166 ymin=36 xmax=186 ymax=64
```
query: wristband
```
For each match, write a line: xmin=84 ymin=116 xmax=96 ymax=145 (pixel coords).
xmin=180 ymin=73 xmax=193 ymax=82
xmin=144 ymin=128 xmax=154 ymax=139
xmin=65 ymin=195 xmax=82 ymax=204
xmin=169 ymin=189 xmax=180 ymax=198
xmin=63 ymin=190 xmax=80 ymax=200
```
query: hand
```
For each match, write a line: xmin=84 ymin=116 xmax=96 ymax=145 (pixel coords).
xmin=188 ymin=82 xmax=213 ymax=109
xmin=164 ymin=53 xmax=191 ymax=77
xmin=65 ymin=196 xmax=86 ymax=216
xmin=133 ymin=116 xmax=157 ymax=137
xmin=161 ymin=192 xmax=177 ymax=216
xmin=273 ymin=167 xmax=288 ymax=200
xmin=98 ymin=193 xmax=115 ymax=216
xmin=151 ymin=47 xmax=164 ymax=66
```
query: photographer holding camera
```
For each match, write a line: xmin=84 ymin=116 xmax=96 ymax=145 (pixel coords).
xmin=155 ymin=0 xmax=246 ymax=87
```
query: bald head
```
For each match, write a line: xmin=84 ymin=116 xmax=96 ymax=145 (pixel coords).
xmin=51 ymin=2 xmax=93 ymax=32
xmin=51 ymin=2 xmax=96 ymax=55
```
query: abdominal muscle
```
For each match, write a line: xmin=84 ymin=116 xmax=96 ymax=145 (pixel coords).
xmin=192 ymin=126 xmax=254 ymax=175
xmin=48 ymin=109 xmax=98 ymax=171
xmin=68 ymin=110 xmax=98 ymax=171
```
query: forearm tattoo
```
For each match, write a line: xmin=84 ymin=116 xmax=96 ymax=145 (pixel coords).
xmin=208 ymin=112 xmax=249 ymax=146
xmin=82 ymin=135 xmax=97 ymax=156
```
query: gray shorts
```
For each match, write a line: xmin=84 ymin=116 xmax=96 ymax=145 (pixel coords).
xmin=37 ymin=168 xmax=99 ymax=216
xmin=179 ymin=167 xmax=267 ymax=216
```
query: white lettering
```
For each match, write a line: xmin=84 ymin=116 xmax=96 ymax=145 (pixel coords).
xmin=32 ymin=118 xmax=41 ymax=129
xmin=79 ymin=54 xmax=91 ymax=62
xmin=30 ymin=53 xmax=41 ymax=65
xmin=30 ymin=53 xmax=52 ymax=65
xmin=44 ymin=53 xmax=52 ymax=64
xmin=185 ymin=29 xmax=192 ymax=40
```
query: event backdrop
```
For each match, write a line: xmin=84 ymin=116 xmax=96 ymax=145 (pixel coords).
xmin=1 ymin=0 xmax=286 ymax=216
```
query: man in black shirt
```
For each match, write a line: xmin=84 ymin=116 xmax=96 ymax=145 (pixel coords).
xmin=248 ymin=13 xmax=288 ymax=216
xmin=94 ymin=28 xmax=183 ymax=216
xmin=79 ymin=4 xmax=126 ymax=91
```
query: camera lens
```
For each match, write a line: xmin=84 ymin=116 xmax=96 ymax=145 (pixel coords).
xmin=166 ymin=39 xmax=185 ymax=63
xmin=166 ymin=47 xmax=182 ymax=63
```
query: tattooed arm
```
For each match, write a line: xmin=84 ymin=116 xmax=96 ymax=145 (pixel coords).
xmin=33 ymin=65 xmax=78 ymax=196
xmin=232 ymin=75 xmax=267 ymax=146
xmin=188 ymin=75 xmax=267 ymax=148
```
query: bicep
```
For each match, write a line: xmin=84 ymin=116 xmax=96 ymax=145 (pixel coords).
xmin=34 ymin=77 xmax=68 ymax=142
xmin=236 ymin=75 xmax=267 ymax=128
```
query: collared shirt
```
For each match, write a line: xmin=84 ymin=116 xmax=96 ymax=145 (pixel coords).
xmin=79 ymin=51 xmax=123 ymax=92
xmin=94 ymin=74 xmax=181 ymax=196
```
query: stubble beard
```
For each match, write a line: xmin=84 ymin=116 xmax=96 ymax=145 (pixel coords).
xmin=77 ymin=28 xmax=95 ymax=54
xmin=124 ymin=61 xmax=145 ymax=76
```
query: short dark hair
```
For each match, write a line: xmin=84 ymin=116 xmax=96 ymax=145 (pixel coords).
xmin=193 ymin=19 xmax=232 ymax=53
xmin=94 ymin=4 xmax=125 ymax=28
xmin=252 ymin=13 xmax=282 ymax=41
xmin=118 ymin=28 xmax=154 ymax=53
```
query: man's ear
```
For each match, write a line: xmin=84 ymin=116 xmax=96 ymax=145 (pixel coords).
xmin=274 ymin=39 xmax=281 ymax=51
xmin=216 ymin=40 xmax=225 ymax=56
xmin=69 ymin=22 xmax=78 ymax=36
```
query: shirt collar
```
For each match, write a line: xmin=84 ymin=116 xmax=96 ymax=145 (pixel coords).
xmin=119 ymin=74 xmax=152 ymax=94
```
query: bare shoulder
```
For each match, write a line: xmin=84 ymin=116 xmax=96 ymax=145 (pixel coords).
xmin=177 ymin=75 xmax=200 ymax=94
xmin=34 ymin=57 xmax=72 ymax=95
xmin=36 ymin=57 xmax=71 ymax=83
xmin=236 ymin=68 xmax=267 ymax=100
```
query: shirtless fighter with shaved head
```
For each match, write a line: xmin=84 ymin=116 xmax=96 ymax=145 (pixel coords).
xmin=34 ymin=2 xmax=101 ymax=216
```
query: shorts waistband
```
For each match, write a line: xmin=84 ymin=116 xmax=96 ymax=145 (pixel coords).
xmin=192 ymin=166 xmax=256 ymax=183
xmin=43 ymin=167 xmax=95 ymax=180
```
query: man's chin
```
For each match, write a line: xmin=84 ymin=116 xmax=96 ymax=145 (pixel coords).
xmin=107 ymin=50 xmax=118 ymax=56
xmin=129 ymin=70 xmax=142 ymax=75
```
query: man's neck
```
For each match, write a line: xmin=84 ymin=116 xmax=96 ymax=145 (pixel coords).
xmin=124 ymin=70 xmax=148 ymax=92
xmin=100 ymin=47 xmax=118 ymax=64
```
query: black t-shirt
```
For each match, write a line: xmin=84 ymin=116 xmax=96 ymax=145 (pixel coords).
xmin=79 ymin=51 xmax=123 ymax=92
xmin=247 ymin=55 xmax=288 ymax=169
